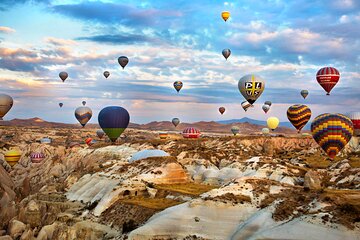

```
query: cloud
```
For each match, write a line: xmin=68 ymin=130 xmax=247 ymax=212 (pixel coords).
xmin=0 ymin=26 xmax=15 ymax=33
xmin=45 ymin=37 xmax=76 ymax=46
xmin=76 ymin=34 xmax=160 ymax=45
xmin=52 ymin=2 xmax=182 ymax=27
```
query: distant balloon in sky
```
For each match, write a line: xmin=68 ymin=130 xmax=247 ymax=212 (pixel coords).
xmin=267 ymin=117 xmax=279 ymax=131
xmin=82 ymin=101 xmax=86 ymax=106
xmin=316 ymin=67 xmax=340 ymax=95
xmin=262 ymin=128 xmax=270 ymax=135
xmin=96 ymin=129 xmax=105 ymax=139
xmin=231 ymin=126 xmax=239 ymax=136
xmin=219 ymin=107 xmax=225 ymax=115
xmin=75 ymin=106 xmax=92 ymax=127
xmin=59 ymin=103 xmax=63 ymax=108
xmin=264 ymin=101 xmax=272 ymax=106
xmin=172 ymin=118 xmax=180 ymax=127
xmin=241 ymin=101 xmax=251 ymax=112
xmin=98 ymin=106 xmax=130 ymax=143
xmin=311 ymin=113 xmax=353 ymax=159
xmin=118 ymin=56 xmax=129 ymax=69
xmin=262 ymin=104 xmax=270 ymax=114
xmin=301 ymin=90 xmax=309 ymax=99
xmin=59 ymin=72 xmax=68 ymax=82
xmin=287 ymin=104 xmax=311 ymax=133
xmin=173 ymin=81 xmax=183 ymax=93
xmin=0 ymin=94 xmax=13 ymax=120
xmin=221 ymin=11 xmax=230 ymax=21
xmin=103 ymin=71 xmax=110 ymax=78
xmin=346 ymin=112 xmax=360 ymax=136
xmin=238 ymin=74 xmax=265 ymax=105
xmin=222 ymin=49 xmax=231 ymax=60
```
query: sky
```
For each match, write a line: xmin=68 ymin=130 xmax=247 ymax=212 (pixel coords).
xmin=0 ymin=0 xmax=359 ymax=124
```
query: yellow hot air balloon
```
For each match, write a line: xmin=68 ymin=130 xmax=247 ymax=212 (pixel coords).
xmin=221 ymin=11 xmax=230 ymax=22
xmin=267 ymin=117 xmax=279 ymax=131
xmin=4 ymin=148 xmax=22 ymax=167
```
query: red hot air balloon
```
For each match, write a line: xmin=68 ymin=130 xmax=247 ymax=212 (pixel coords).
xmin=219 ymin=107 xmax=225 ymax=115
xmin=316 ymin=67 xmax=340 ymax=95
xmin=182 ymin=127 xmax=201 ymax=138
xmin=347 ymin=112 xmax=360 ymax=136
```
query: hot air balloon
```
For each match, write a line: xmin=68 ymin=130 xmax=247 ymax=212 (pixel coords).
xmin=264 ymin=101 xmax=272 ymax=106
xmin=183 ymin=127 xmax=201 ymax=138
xmin=98 ymin=106 xmax=130 ymax=143
xmin=4 ymin=149 xmax=21 ymax=167
xmin=287 ymin=104 xmax=311 ymax=133
xmin=30 ymin=152 xmax=45 ymax=164
xmin=82 ymin=101 xmax=86 ymax=106
xmin=346 ymin=112 xmax=360 ymax=136
xmin=75 ymin=106 xmax=92 ymax=127
xmin=311 ymin=113 xmax=353 ymax=159
xmin=172 ymin=118 xmax=180 ymax=127
xmin=103 ymin=71 xmax=110 ymax=78
xmin=85 ymin=137 xmax=95 ymax=146
xmin=219 ymin=107 xmax=225 ymax=115
xmin=241 ymin=101 xmax=251 ymax=112
xmin=159 ymin=132 xmax=168 ymax=139
xmin=316 ymin=67 xmax=340 ymax=95
xmin=262 ymin=128 xmax=270 ymax=135
xmin=262 ymin=104 xmax=270 ymax=114
xmin=238 ymin=74 xmax=265 ymax=104
xmin=40 ymin=137 xmax=52 ymax=144
xmin=267 ymin=117 xmax=279 ymax=131
xmin=221 ymin=11 xmax=230 ymax=21
xmin=59 ymin=103 xmax=63 ymax=108
xmin=222 ymin=49 xmax=231 ymax=60
xmin=118 ymin=56 xmax=129 ymax=69
xmin=173 ymin=81 xmax=183 ymax=93
xmin=231 ymin=126 xmax=240 ymax=136
xmin=59 ymin=72 xmax=68 ymax=82
xmin=0 ymin=94 xmax=13 ymax=120
xmin=301 ymin=90 xmax=309 ymax=99
xmin=96 ymin=129 xmax=105 ymax=139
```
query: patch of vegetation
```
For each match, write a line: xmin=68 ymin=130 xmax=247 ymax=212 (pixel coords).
xmin=120 ymin=196 xmax=182 ymax=210
xmin=155 ymin=183 xmax=217 ymax=196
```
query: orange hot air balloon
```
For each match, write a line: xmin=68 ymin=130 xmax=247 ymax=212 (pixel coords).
xmin=159 ymin=132 xmax=168 ymax=139
xmin=85 ymin=137 xmax=95 ymax=146
xmin=219 ymin=107 xmax=225 ymax=115
xmin=221 ymin=11 xmax=230 ymax=21
xmin=4 ymin=149 xmax=21 ymax=167
xmin=316 ymin=67 xmax=340 ymax=95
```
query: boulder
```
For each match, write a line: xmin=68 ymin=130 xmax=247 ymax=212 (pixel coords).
xmin=7 ymin=220 xmax=26 ymax=239
xmin=304 ymin=170 xmax=322 ymax=190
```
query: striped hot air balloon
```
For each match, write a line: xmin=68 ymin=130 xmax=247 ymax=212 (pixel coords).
xmin=311 ymin=113 xmax=354 ymax=159
xmin=241 ymin=101 xmax=252 ymax=112
xmin=30 ymin=152 xmax=45 ymax=163
xmin=4 ymin=149 xmax=21 ymax=167
xmin=159 ymin=132 xmax=168 ymax=139
xmin=173 ymin=81 xmax=183 ymax=93
xmin=182 ymin=127 xmax=201 ymax=138
xmin=75 ymin=106 xmax=92 ymax=127
xmin=316 ymin=67 xmax=340 ymax=95
xmin=287 ymin=104 xmax=312 ymax=132
xmin=346 ymin=112 xmax=360 ymax=136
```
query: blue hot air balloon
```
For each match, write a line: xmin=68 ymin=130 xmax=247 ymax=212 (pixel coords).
xmin=98 ymin=106 xmax=130 ymax=143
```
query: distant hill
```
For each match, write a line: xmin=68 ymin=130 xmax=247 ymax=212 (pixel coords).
xmin=0 ymin=117 xmax=297 ymax=134
xmin=217 ymin=117 xmax=311 ymax=130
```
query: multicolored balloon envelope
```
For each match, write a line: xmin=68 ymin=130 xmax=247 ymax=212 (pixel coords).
xmin=222 ymin=49 xmax=231 ymax=60
xmin=75 ymin=106 xmax=92 ymax=127
xmin=183 ymin=127 xmax=201 ymax=138
xmin=316 ymin=67 xmax=340 ymax=95
xmin=238 ymin=74 xmax=265 ymax=105
xmin=98 ymin=106 xmax=130 ymax=143
xmin=172 ymin=118 xmax=180 ymax=127
xmin=0 ymin=94 xmax=13 ymax=120
xmin=30 ymin=152 xmax=45 ymax=163
xmin=311 ymin=113 xmax=354 ymax=159
xmin=231 ymin=126 xmax=239 ymax=135
xmin=346 ymin=112 xmax=360 ymax=136
xmin=241 ymin=101 xmax=251 ymax=112
xmin=5 ymin=149 xmax=21 ymax=167
xmin=59 ymin=71 xmax=68 ymax=82
xmin=173 ymin=81 xmax=183 ymax=93
xmin=219 ymin=107 xmax=225 ymax=115
xmin=287 ymin=104 xmax=311 ymax=132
